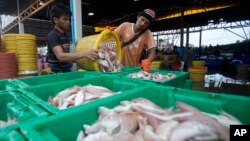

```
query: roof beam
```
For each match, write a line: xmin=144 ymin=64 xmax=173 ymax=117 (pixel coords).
xmin=2 ymin=0 xmax=55 ymax=34
xmin=157 ymin=4 xmax=235 ymax=21
xmin=153 ymin=20 xmax=250 ymax=36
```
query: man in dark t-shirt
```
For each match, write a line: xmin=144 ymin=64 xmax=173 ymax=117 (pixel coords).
xmin=47 ymin=28 xmax=72 ymax=72
xmin=47 ymin=3 xmax=98 ymax=73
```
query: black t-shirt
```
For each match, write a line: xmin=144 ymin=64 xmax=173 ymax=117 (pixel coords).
xmin=47 ymin=28 xmax=72 ymax=73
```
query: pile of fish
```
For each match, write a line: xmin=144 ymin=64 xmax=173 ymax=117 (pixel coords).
xmin=0 ymin=117 xmax=16 ymax=128
xmin=98 ymin=42 xmax=123 ymax=72
xmin=77 ymin=98 xmax=241 ymax=141
xmin=127 ymin=71 xmax=176 ymax=82
xmin=47 ymin=84 xmax=120 ymax=109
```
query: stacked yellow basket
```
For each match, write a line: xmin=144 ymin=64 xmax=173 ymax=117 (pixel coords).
xmin=188 ymin=61 xmax=207 ymax=82
xmin=16 ymin=34 xmax=37 ymax=74
xmin=2 ymin=34 xmax=18 ymax=53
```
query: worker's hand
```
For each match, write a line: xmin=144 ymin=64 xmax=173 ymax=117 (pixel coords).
xmin=141 ymin=59 xmax=151 ymax=72
xmin=83 ymin=50 xmax=98 ymax=60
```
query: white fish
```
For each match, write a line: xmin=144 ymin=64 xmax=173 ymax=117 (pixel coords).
xmin=176 ymin=102 xmax=230 ymax=141
xmin=119 ymin=111 xmax=139 ymax=132
xmin=130 ymin=103 xmax=170 ymax=115
xmin=74 ymin=89 xmax=85 ymax=106
xmin=127 ymin=71 xmax=175 ymax=82
xmin=82 ymin=131 xmax=111 ymax=141
xmin=76 ymin=130 xmax=85 ymax=141
xmin=0 ymin=118 xmax=16 ymax=128
xmin=84 ymin=124 xmax=103 ymax=135
xmin=98 ymin=59 xmax=109 ymax=68
xmin=0 ymin=120 xmax=8 ymax=127
xmin=132 ymin=116 xmax=146 ymax=141
xmin=98 ymin=42 xmax=122 ymax=72
xmin=169 ymin=120 xmax=217 ymax=141
xmin=155 ymin=120 xmax=179 ymax=140
xmin=131 ymin=98 xmax=163 ymax=110
xmin=203 ymin=111 xmax=242 ymax=129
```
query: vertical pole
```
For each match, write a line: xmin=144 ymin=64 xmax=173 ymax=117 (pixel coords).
xmin=180 ymin=7 xmax=184 ymax=47
xmin=19 ymin=23 xmax=24 ymax=34
xmin=17 ymin=0 xmax=24 ymax=33
xmin=156 ymin=35 xmax=159 ymax=49
xmin=199 ymin=30 xmax=202 ymax=48
xmin=70 ymin=0 xmax=82 ymax=45
xmin=186 ymin=27 xmax=189 ymax=47
xmin=70 ymin=0 xmax=82 ymax=71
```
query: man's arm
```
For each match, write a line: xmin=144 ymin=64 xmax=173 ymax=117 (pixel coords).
xmin=52 ymin=45 xmax=98 ymax=62
xmin=147 ymin=47 xmax=156 ymax=61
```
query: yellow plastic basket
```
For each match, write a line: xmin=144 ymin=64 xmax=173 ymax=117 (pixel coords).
xmin=76 ymin=29 xmax=121 ymax=71
xmin=188 ymin=66 xmax=207 ymax=82
xmin=15 ymin=34 xmax=37 ymax=73
xmin=192 ymin=61 xmax=205 ymax=66
xmin=2 ymin=34 xmax=18 ymax=53
xmin=150 ymin=61 xmax=161 ymax=69
xmin=17 ymin=34 xmax=36 ymax=41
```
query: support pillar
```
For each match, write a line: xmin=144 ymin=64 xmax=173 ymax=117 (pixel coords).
xmin=70 ymin=0 xmax=82 ymax=71
xmin=186 ymin=27 xmax=189 ymax=47
xmin=199 ymin=30 xmax=202 ymax=48
xmin=18 ymin=22 xmax=24 ymax=33
xmin=180 ymin=7 xmax=184 ymax=47
xmin=70 ymin=0 xmax=82 ymax=44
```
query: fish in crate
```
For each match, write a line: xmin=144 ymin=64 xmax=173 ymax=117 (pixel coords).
xmin=127 ymin=71 xmax=176 ymax=82
xmin=47 ymin=84 xmax=121 ymax=109
xmin=77 ymin=98 xmax=241 ymax=141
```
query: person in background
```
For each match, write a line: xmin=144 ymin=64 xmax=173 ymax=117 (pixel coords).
xmin=169 ymin=46 xmax=184 ymax=71
xmin=183 ymin=47 xmax=196 ymax=71
xmin=114 ymin=8 xmax=156 ymax=72
xmin=47 ymin=3 xmax=98 ymax=73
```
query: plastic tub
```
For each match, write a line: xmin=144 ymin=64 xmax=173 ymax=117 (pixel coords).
xmin=192 ymin=60 xmax=205 ymax=66
xmin=99 ymin=66 xmax=141 ymax=76
xmin=150 ymin=61 xmax=161 ymax=69
xmin=188 ymin=66 xmax=207 ymax=82
xmin=0 ymin=124 xmax=26 ymax=141
xmin=12 ymin=71 xmax=100 ymax=89
xmin=0 ymin=91 xmax=49 ymax=123
xmin=20 ymin=85 xmax=250 ymax=141
xmin=22 ymin=75 xmax=149 ymax=114
xmin=125 ymin=69 xmax=188 ymax=88
xmin=0 ymin=80 xmax=8 ymax=92
xmin=0 ymin=79 xmax=17 ymax=92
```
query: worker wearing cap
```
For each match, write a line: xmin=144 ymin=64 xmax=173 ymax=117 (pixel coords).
xmin=115 ymin=9 xmax=156 ymax=72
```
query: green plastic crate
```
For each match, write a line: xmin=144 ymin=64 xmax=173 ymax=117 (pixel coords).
xmin=20 ymin=85 xmax=250 ymax=141
xmin=0 ymin=91 xmax=49 ymax=124
xmin=0 ymin=124 xmax=26 ymax=141
xmin=183 ymin=79 xmax=192 ymax=89
xmin=22 ymin=75 xmax=149 ymax=114
xmin=0 ymin=91 xmax=49 ymax=141
xmin=0 ymin=79 xmax=15 ymax=92
xmin=12 ymin=71 xmax=100 ymax=89
xmin=124 ymin=69 xmax=188 ymax=88
xmin=99 ymin=66 xmax=141 ymax=76
xmin=0 ymin=79 xmax=8 ymax=92
xmin=163 ymin=87 xmax=250 ymax=124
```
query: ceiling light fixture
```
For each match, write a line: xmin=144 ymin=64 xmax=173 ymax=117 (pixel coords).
xmin=134 ymin=0 xmax=139 ymax=2
xmin=39 ymin=2 xmax=45 ymax=6
xmin=88 ymin=12 xmax=94 ymax=16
